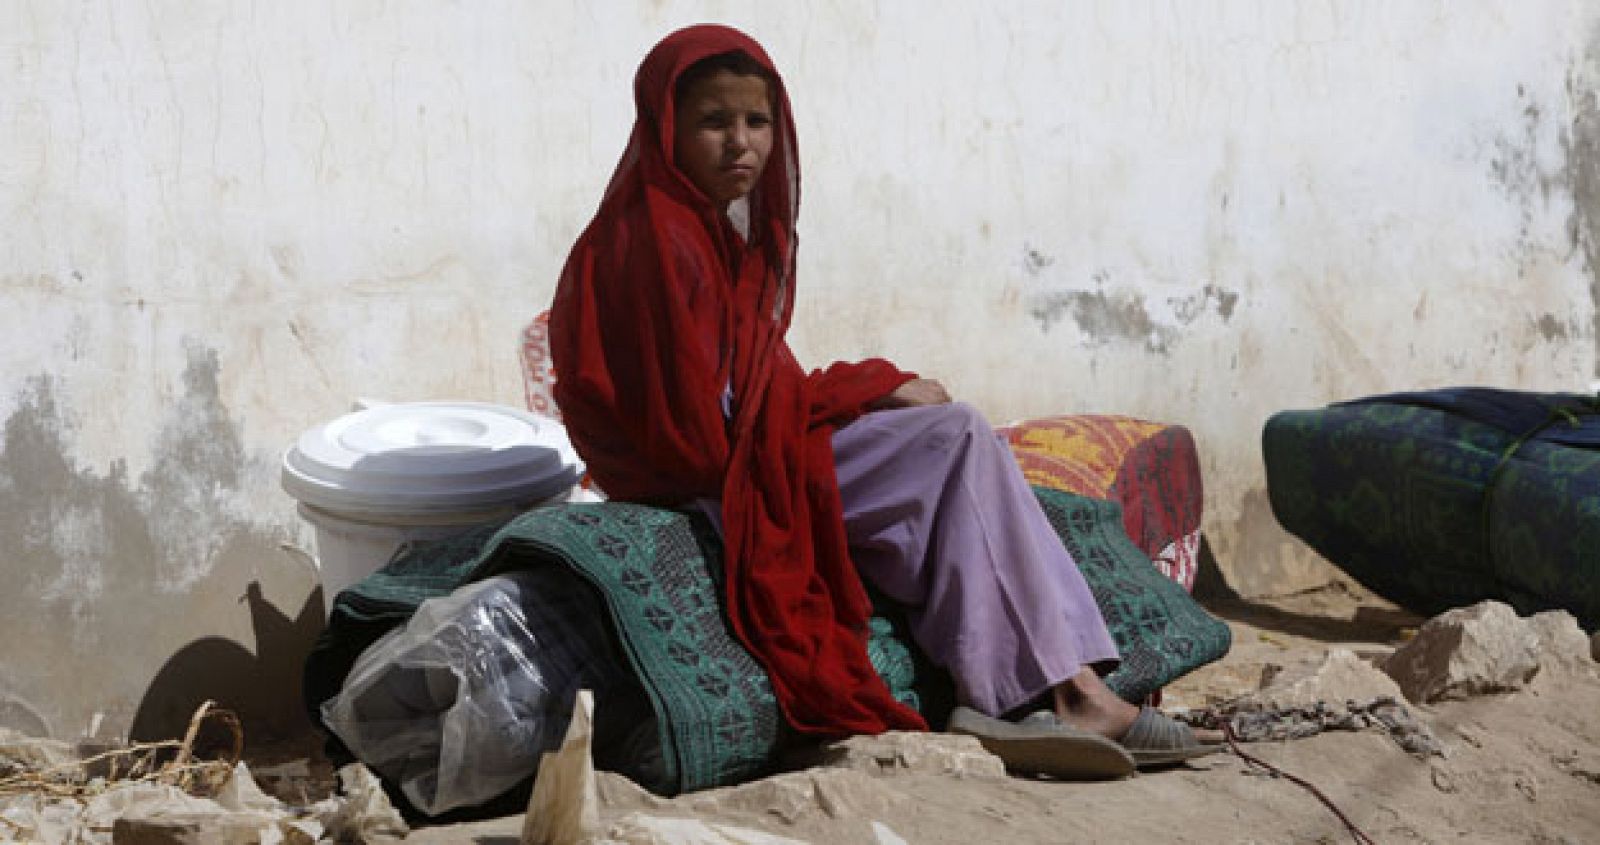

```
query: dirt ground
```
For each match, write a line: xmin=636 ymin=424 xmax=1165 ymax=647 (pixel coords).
xmin=396 ymin=580 xmax=1600 ymax=844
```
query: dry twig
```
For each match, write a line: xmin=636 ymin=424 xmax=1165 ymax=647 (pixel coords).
xmin=0 ymin=700 xmax=244 ymax=802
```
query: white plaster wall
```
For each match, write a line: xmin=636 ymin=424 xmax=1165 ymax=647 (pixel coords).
xmin=1 ymin=1 xmax=1595 ymax=740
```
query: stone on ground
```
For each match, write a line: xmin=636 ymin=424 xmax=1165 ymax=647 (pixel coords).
xmin=1380 ymin=601 xmax=1541 ymax=703
xmin=522 ymin=690 xmax=601 ymax=845
xmin=1526 ymin=610 xmax=1595 ymax=670
xmin=598 ymin=813 xmax=810 ymax=845
xmin=680 ymin=768 xmax=904 ymax=824
xmin=1248 ymin=648 xmax=1405 ymax=710
xmin=805 ymin=731 xmax=1005 ymax=779
xmin=582 ymin=736 xmax=972 ymax=843
xmin=0 ymin=728 xmax=76 ymax=773
xmin=110 ymin=811 xmax=298 ymax=845
xmin=585 ymin=768 xmax=907 ymax=845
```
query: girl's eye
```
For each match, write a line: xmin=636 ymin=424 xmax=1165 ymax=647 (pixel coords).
xmin=748 ymin=114 xmax=771 ymax=128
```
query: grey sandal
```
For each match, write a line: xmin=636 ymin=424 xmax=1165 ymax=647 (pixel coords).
xmin=948 ymin=706 xmax=1135 ymax=780
xmin=1119 ymin=706 xmax=1219 ymax=769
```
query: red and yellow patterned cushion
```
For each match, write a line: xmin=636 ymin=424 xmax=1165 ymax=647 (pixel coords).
xmin=998 ymin=415 xmax=1204 ymax=592
xmin=520 ymin=311 xmax=561 ymax=420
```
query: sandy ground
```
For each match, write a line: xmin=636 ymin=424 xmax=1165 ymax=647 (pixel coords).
xmin=398 ymin=580 xmax=1600 ymax=844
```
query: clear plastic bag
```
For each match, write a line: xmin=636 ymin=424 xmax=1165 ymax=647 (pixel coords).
xmin=320 ymin=568 xmax=659 ymax=816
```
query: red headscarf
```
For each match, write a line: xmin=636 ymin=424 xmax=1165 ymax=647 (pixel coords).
xmin=550 ymin=24 xmax=926 ymax=736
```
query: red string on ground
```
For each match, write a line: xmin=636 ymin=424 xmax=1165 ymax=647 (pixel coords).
xmin=1221 ymin=722 xmax=1377 ymax=845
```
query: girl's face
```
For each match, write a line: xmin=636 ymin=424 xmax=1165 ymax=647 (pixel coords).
xmin=673 ymin=70 xmax=774 ymax=208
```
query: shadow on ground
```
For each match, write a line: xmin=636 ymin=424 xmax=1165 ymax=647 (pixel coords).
xmin=1191 ymin=534 xmax=1422 ymax=646
xmin=1203 ymin=596 xmax=1422 ymax=645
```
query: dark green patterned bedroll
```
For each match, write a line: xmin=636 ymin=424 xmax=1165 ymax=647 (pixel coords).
xmin=1263 ymin=387 xmax=1600 ymax=631
xmin=304 ymin=487 xmax=1229 ymax=809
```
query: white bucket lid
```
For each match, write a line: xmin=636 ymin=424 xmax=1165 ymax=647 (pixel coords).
xmin=281 ymin=401 xmax=583 ymax=519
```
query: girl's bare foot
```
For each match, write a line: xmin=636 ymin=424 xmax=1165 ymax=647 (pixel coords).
xmin=1051 ymin=668 xmax=1139 ymax=740
xmin=1052 ymin=669 xmax=1224 ymax=744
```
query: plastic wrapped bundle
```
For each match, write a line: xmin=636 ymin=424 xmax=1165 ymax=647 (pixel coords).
xmin=320 ymin=568 xmax=661 ymax=816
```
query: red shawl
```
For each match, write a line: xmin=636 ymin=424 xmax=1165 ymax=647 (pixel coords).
xmin=549 ymin=25 xmax=926 ymax=736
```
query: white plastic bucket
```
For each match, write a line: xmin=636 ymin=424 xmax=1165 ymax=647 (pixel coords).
xmin=281 ymin=402 xmax=582 ymax=615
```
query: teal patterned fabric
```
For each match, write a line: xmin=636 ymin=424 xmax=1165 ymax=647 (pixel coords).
xmin=1032 ymin=488 xmax=1233 ymax=702
xmin=306 ymin=488 xmax=1231 ymax=800
xmin=1264 ymin=401 xmax=1600 ymax=630
xmin=471 ymin=504 xmax=785 ymax=793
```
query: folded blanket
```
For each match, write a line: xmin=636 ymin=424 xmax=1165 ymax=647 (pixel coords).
xmin=304 ymin=488 xmax=1230 ymax=805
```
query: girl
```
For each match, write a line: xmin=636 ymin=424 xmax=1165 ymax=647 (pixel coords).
xmin=550 ymin=24 xmax=1210 ymax=778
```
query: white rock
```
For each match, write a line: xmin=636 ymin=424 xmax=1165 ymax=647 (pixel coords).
xmin=592 ymin=746 xmax=918 ymax=839
xmin=1526 ymin=611 xmax=1594 ymax=669
xmin=310 ymin=763 xmax=409 ymax=843
xmin=0 ymin=728 xmax=75 ymax=773
xmin=110 ymin=810 xmax=290 ymax=844
xmin=85 ymin=777 xmax=317 ymax=845
xmin=872 ymin=821 xmax=911 ymax=845
xmin=1249 ymin=648 xmax=1406 ymax=710
xmin=523 ymin=689 xmax=601 ymax=845
xmin=598 ymin=813 xmax=809 ymax=845
xmin=1380 ymin=601 xmax=1541 ymax=703
xmin=595 ymin=771 xmax=673 ymax=813
xmin=809 ymin=731 xmax=1005 ymax=779
xmin=1592 ymin=630 xmax=1599 ymax=663
xmin=215 ymin=762 xmax=284 ymax=813
xmin=83 ymin=781 xmax=229 ymax=823
xmin=682 ymin=768 xmax=904 ymax=824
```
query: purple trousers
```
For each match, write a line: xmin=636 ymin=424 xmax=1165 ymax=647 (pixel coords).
xmin=699 ymin=402 xmax=1117 ymax=716
xmin=830 ymin=403 xmax=1119 ymax=716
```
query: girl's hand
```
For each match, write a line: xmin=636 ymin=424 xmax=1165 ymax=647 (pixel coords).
xmin=871 ymin=378 xmax=952 ymax=410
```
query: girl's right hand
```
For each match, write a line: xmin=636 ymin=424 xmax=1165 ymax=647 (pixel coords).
xmin=871 ymin=378 xmax=952 ymax=410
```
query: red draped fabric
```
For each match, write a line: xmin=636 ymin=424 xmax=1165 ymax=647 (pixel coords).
xmin=549 ymin=25 xmax=926 ymax=736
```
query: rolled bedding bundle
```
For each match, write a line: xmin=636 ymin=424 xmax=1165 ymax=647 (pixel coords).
xmin=1263 ymin=386 xmax=1600 ymax=630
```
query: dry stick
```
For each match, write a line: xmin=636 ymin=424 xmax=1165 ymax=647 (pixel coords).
xmin=1222 ymin=723 xmax=1377 ymax=845
xmin=167 ymin=699 xmax=212 ymax=789
xmin=0 ymin=701 xmax=244 ymax=801
xmin=77 ymin=738 xmax=182 ymax=770
xmin=162 ymin=701 xmax=242 ymax=794
xmin=0 ymin=745 xmax=160 ymax=796
xmin=0 ymin=769 xmax=90 ymax=798
xmin=0 ymin=739 xmax=181 ymax=795
xmin=125 ymin=743 xmax=167 ymax=781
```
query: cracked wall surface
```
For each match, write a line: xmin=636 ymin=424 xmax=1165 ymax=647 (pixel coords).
xmin=1 ymin=1 xmax=1597 ymax=740
xmin=1569 ymin=23 xmax=1600 ymax=375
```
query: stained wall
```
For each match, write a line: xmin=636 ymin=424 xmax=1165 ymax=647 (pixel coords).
xmin=2 ymin=1 xmax=1595 ymax=741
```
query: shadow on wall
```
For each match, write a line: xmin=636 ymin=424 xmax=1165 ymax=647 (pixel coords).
xmin=129 ymin=581 xmax=325 ymax=751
